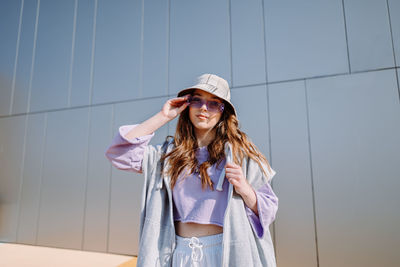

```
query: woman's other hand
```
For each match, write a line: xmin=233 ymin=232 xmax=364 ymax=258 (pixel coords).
xmin=225 ymin=162 xmax=258 ymax=214
xmin=161 ymin=95 xmax=190 ymax=121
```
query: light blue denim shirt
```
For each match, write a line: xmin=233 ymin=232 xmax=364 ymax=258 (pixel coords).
xmin=105 ymin=125 xmax=278 ymax=266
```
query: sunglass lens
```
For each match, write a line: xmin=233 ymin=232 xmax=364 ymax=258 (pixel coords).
xmin=208 ymin=101 xmax=220 ymax=111
xmin=189 ymin=97 xmax=202 ymax=108
xmin=187 ymin=96 xmax=224 ymax=112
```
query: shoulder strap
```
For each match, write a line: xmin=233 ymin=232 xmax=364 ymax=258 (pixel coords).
xmin=156 ymin=137 xmax=174 ymax=190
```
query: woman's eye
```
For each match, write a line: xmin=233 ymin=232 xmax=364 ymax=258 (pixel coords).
xmin=209 ymin=101 xmax=220 ymax=108
xmin=192 ymin=97 xmax=202 ymax=103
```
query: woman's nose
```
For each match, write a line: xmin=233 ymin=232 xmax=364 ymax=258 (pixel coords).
xmin=200 ymin=102 xmax=208 ymax=111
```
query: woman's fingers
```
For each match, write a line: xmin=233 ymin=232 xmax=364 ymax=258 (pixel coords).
xmin=169 ymin=99 xmax=184 ymax=106
xmin=225 ymin=170 xmax=239 ymax=179
xmin=169 ymin=96 xmax=189 ymax=106
xmin=171 ymin=95 xmax=189 ymax=102
xmin=177 ymin=101 xmax=189 ymax=113
xmin=225 ymin=164 xmax=244 ymax=184
xmin=225 ymin=164 xmax=252 ymax=197
xmin=225 ymin=162 xmax=240 ymax=168
xmin=228 ymin=178 xmax=238 ymax=186
xmin=225 ymin=166 xmax=241 ymax=173
xmin=162 ymin=96 xmax=188 ymax=120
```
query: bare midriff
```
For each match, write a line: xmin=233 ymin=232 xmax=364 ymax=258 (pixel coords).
xmin=175 ymin=221 xmax=223 ymax=237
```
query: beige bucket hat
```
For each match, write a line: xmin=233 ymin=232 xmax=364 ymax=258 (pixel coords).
xmin=177 ymin=73 xmax=237 ymax=116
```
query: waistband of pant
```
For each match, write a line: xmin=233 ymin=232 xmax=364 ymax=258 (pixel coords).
xmin=176 ymin=232 xmax=223 ymax=247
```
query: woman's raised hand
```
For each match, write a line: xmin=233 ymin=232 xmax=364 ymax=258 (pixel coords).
xmin=161 ymin=95 xmax=190 ymax=121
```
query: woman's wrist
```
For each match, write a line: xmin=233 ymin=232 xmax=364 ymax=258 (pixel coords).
xmin=241 ymin=186 xmax=258 ymax=215
xmin=157 ymin=110 xmax=173 ymax=124
xmin=124 ymin=111 xmax=169 ymax=140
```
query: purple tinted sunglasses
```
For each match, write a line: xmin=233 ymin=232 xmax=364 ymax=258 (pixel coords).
xmin=186 ymin=95 xmax=225 ymax=113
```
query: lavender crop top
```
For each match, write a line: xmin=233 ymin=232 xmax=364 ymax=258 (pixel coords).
xmin=172 ymin=146 xmax=229 ymax=227
xmin=105 ymin=124 xmax=279 ymax=238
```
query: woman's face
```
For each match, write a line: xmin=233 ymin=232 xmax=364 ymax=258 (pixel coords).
xmin=188 ymin=89 xmax=224 ymax=133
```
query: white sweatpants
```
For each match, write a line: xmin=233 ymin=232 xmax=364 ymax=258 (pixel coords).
xmin=172 ymin=233 xmax=223 ymax=267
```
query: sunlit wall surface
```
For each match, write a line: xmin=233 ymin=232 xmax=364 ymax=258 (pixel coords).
xmin=1 ymin=0 xmax=399 ymax=266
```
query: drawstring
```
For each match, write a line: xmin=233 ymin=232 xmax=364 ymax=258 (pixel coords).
xmin=216 ymin=142 xmax=233 ymax=191
xmin=186 ymin=237 xmax=204 ymax=263
xmin=156 ymin=138 xmax=174 ymax=190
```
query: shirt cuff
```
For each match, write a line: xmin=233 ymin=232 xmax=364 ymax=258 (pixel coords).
xmin=245 ymin=192 xmax=264 ymax=238
xmin=118 ymin=124 xmax=155 ymax=145
xmin=105 ymin=124 xmax=155 ymax=173
xmin=245 ymin=182 xmax=279 ymax=238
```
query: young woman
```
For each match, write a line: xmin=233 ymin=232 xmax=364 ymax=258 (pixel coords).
xmin=105 ymin=74 xmax=278 ymax=267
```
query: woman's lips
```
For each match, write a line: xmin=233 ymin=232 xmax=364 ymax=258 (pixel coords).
xmin=196 ymin=114 xmax=208 ymax=120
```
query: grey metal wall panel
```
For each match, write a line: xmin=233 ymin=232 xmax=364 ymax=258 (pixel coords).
xmin=29 ymin=0 xmax=75 ymax=112
xmin=11 ymin=0 xmax=38 ymax=115
xmin=307 ymin=69 xmax=400 ymax=267
xmin=231 ymin=0 xmax=266 ymax=87
xmin=36 ymin=108 xmax=90 ymax=249
xmin=1 ymin=0 xmax=399 ymax=262
xmin=142 ymin=0 xmax=168 ymax=98
xmin=388 ymin=0 xmax=400 ymax=66
xmin=83 ymin=105 xmax=113 ymax=252
xmin=264 ymin=0 xmax=349 ymax=82
xmin=0 ymin=115 xmax=26 ymax=242
xmin=269 ymin=81 xmax=317 ymax=267
xmin=16 ymin=113 xmax=46 ymax=245
xmin=108 ymin=97 xmax=168 ymax=255
xmin=344 ymin=0 xmax=394 ymax=72
xmin=70 ymin=0 xmax=95 ymax=108
xmin=168 ymin=116 xmax=179 ymax=137
xmin=169 ymin=0 xmax=231 ymax=94
xmin=0 ymin=0 xmax=20 ymax=116
xmin=92 ymin=0 xmax=142 ymax=104
xmin=231 ymin=85 xmax=270 ymax=157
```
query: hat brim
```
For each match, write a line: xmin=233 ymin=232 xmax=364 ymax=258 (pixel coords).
xmin=177 ymin=86 xmax=237 ymax=116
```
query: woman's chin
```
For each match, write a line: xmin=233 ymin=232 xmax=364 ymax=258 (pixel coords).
xmin=193 ymin=123 xmax=214 ymax=130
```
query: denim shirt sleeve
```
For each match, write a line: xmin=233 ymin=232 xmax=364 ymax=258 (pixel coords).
xmin=245 ymin=180 xmax=279 ymax=238
xmin=104 ymin=124 xmax=155 ymax=173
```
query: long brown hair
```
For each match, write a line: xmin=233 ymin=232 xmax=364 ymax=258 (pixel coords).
xmin=160 ymin=100 xmax=273 ymax=190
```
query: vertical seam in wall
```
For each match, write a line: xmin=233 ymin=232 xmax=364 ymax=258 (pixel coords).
xmin=89 ymin=0 xmax=98 ymax=106
xmin=167 ymin=0 xmax=170 ymax=96
xmin=139 ymin=0 xmax=145 ymax=98
xmin=27 ymin=0 xmax=40 ymax=114
xmin=16 ymin=100 xmax=29 ymax=242
xmin=167 ymin=0 xmax=170 ymax=132
xmin=10 ymin=0 xmax=24 ymax=115
xmin=261 ymin=0 xmax=271 ymax=167
xmin=106 ymin=104 xmax=114 ymax=252
xmin=35 ymin=112 xmax=47 ymax=244
xmin=304 ymin=79 xmax=320 ymax=267
xmin=228 ymin=0 xmax=233 ymax=87
xmin=341 ymin=0 xmax=352 ymax=73
xmin=396 ymin=67 xmax=400 ymax=103
xmin=385 ymin=0 xmax=400 ymax=102
xmin=67 ymin=0 xmax=78 ymax=108
xmin=81 ymin=106 xmax=92 ymax=250
xmin=80 ymin=106 xmax=92 ymax=249
xmin=13 ymin=0 xmax=25 ymax=241
xmin=261 ymin=0 xmax=271 ymax=162
xmin=261 ymin=0 xmax=277 ymax=252
xmin=386 ymin=0 xmax=397 ymax=67
xmin=261 ymin=0 xmax=269 ymax=86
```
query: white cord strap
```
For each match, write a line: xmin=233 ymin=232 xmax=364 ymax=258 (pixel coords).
xmin=187 ymin=236 xmax=204 ymax=263
xmin=216 ymin=142 xmax=233 ymax=191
